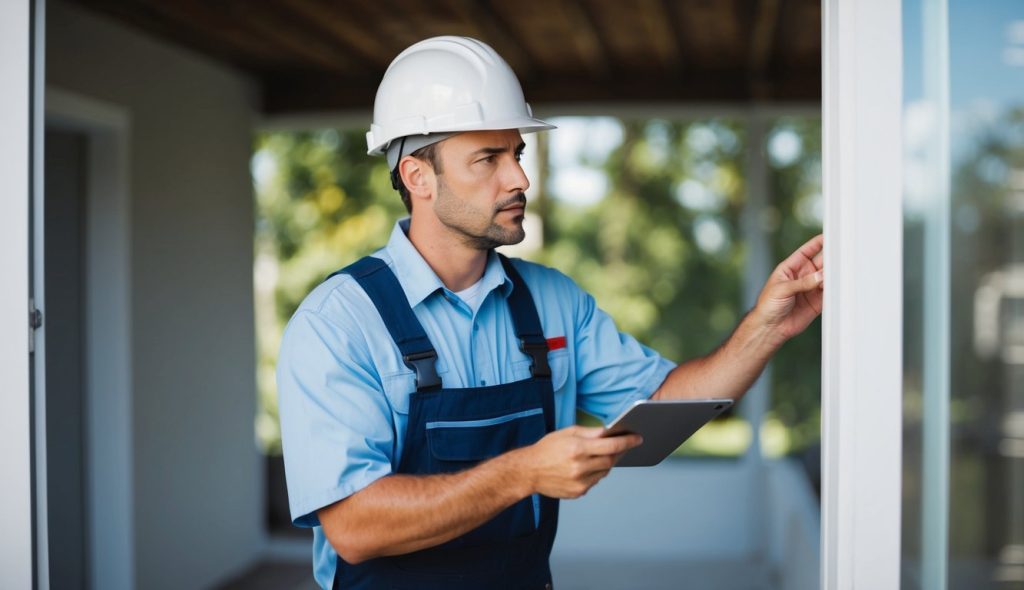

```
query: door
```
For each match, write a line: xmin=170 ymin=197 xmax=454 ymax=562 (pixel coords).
xmin=44 ymin=127 xmax=90 ymax=590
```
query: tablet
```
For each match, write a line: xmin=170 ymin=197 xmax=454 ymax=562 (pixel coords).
xmin=601 ymin=399 xmax=734 ymax=467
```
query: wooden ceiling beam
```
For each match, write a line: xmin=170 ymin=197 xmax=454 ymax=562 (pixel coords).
xmin=634 ymin=0 xmax=680 ymax=71
xmin=218 ymin=0 xmax=368 ymax=75
xmin=660 ymin=0 xmax=697 ymax=72
xmin=559 ymin=0 xmax=612 ymax=78
xmin=748 ymin=0 xmax=783 ymax=98
xmin=281 ymin=0 xmax=393 ymax=68
xmin=264 ymin=66 xmax=821 ymax=113
xmin=345 ymin=0 xmax=425 ymax=51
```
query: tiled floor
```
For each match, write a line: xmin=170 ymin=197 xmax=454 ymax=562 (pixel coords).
xmin=214 ymin=558 xmax=775 ymax=590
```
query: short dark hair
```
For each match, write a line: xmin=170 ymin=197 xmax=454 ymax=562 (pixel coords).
xmin=391 ymin=142 xmax=443 ymax=213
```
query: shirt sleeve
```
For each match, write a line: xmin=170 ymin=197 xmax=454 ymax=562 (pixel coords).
xmin=276 ymin=308 xmax=395 ymax=528
xmin=572 ymin=287 xmax=677 ymax=424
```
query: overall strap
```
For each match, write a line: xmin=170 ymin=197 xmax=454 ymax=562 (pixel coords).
xmin=328 ymin=257 xmax=441 ymax=391
xmin=498 ymin=254 xmax=551 ymax=380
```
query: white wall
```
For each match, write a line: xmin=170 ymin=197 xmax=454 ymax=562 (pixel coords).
xmin=552 ymin=460 xmax=759 ymax=560
xmin=46 ymin=2 xmax=261 ymax=588
xmin=0 ymin=1 xmax=33 ymax=588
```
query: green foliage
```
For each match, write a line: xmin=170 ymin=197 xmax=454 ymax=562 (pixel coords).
xmin=253 ymin=129 xmax=403 ymax=454
xmin=764 ymin=117 xmax=824 ymax=452
xmin=538 ymin=118 xmax=748 ymax=368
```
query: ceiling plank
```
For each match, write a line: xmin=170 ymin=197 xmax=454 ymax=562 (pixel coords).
xmin=775 ymin=0 xmax=821 ymax=68
xmin=217 ymin=0 xmax=366 ymax=75
xmin=635 ymin=0 xmax=680 ymax=72
xmin=264 ymin=65 xmax=821 ymax=113
xmin=281 ymin=0 xmax=393 ymax=68
xmin=748 ymin=0 xmax=782 ymax=98
xmin=559 ymin=0 xmax=612 ymax=78
xmin=749 ymin=0 xmax=782 ymax=72
xmin=660 ymin=0 xmax=697 ymax=72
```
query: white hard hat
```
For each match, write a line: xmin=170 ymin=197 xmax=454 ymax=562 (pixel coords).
xmin=366 ymin=36 xmax=554 ymax=156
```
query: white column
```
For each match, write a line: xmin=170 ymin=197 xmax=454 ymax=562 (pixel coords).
xmin=821 ymin=0 xmax=904 ymax=588
xmin=740 ymin=111 xmax=773 ymax=557
xmin=0 ymin=1 xmax=35 ymax=589
xmin=740 ymin=113 xmax=773 ymax=457
xmin=919 ymin=1 xmax=951 ymax=587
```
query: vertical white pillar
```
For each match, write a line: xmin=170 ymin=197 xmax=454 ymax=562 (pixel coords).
xmin=0 ymin=1 xmax=35 ymax=588
xmin=741 ymin=112 xmax=773 ymax=458
xmin=821 ymin=0 xmax=904 ymax=588
xmin=919 ymin=1 xmax=951 ymax=587
xmin=740 ymin=111 xmax=773 ymax=557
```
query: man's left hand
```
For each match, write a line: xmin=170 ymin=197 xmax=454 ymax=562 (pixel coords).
xmin=754 ymin=233 xmax=824 ymax=344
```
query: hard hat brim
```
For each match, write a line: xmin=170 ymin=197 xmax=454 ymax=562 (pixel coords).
xmin=367 ymin=116 xmax=556 ymax=156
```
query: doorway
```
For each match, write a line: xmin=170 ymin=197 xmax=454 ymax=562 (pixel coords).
xmin=44 ymin=126 xmax=90 ymax=589
xmin=42 ymin=89 xmax=134 ymax=590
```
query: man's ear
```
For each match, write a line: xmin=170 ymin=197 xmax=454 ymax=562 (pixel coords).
xmin=399 ymin=156 xmax=434 ymax=202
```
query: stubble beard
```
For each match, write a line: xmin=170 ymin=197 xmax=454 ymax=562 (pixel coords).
xmin=434 ymin=176 xmax=527 ymax=250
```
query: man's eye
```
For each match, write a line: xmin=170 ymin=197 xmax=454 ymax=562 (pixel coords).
xmin=515 ymin=151 xmax=525 ymax=162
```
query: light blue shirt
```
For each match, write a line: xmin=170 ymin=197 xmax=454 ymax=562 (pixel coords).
xmin=277 ymin=219 xmax=676 ymax=588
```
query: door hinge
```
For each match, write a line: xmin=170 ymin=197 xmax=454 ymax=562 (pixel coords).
xmin=29 ymin=298 xmax=42 ymax=354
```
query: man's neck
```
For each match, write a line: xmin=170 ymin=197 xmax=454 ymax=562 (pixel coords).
xmin=407 ymin=214 xmax=488 ymax=292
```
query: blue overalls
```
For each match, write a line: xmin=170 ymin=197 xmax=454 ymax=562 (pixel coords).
xmin=329 ymin=253 xmax=559 ymax=590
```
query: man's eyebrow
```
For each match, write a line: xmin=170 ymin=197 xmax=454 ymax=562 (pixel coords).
xmin=470 ymin=142 xmax=527 ymax=157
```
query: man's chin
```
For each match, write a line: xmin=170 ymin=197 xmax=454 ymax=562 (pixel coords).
xmin=495 ymin=222 xmax=526 ymax=245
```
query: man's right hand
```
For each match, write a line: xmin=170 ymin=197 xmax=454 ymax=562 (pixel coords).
xmin=514 ymin=426 xmax=643 ymax=499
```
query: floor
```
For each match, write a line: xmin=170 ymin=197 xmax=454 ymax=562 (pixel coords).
xmin=214 ymin=557 xmax=776 ymax=590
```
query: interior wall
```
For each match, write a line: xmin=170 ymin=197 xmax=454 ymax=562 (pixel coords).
xmin=46 ymin=2 xmax=261 ymax=588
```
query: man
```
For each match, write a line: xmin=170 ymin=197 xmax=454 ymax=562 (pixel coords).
xmin=278 ymin=36 xmax=824 ymax=590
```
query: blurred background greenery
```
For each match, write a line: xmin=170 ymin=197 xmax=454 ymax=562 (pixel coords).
xmin=252 ymin=116 xmax=822 ymax=460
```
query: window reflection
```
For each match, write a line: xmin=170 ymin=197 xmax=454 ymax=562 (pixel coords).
xmin=903 ymin=1 xmax=1024 ymax=587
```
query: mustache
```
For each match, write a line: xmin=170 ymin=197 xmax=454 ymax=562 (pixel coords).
xmin=495 ymin=193 xmax=527 ymax=212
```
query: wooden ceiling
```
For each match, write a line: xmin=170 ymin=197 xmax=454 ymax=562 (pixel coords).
xmin=68 ymin=0 xmax=821 ymax=114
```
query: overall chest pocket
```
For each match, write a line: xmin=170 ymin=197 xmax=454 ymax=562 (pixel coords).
xmin=425 ymin=407 xmax=546 ymax=546
xmin=426 ymin=408 xmax=546 ymax=462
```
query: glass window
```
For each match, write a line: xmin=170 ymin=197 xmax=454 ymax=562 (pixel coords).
xmin=902 ymin=1 xmax=1024 ymax=587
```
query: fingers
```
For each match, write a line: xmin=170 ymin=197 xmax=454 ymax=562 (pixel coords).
xmin=572 ymin=426 xmax=609 ymax=439
xmin=798 ymin=233 xmax=824 ymax=258
xmin=580 ymin=454 xmax=618 ymax=474
xmin=582 ymin=433 xmax=643 ymax=456
xmin=778 ymin=234 xmax=824 ymax=277
xmin=774 ymin=269 xmax=824 ymax=298
xmin=581 ymin=469 xmax=611 ymax=488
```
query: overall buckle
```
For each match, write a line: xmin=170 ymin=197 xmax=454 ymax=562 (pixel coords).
xmin=403 ymin=350 xmax=441 ymax=390
xmin=519 ymin=339 xmax=551 ymax=379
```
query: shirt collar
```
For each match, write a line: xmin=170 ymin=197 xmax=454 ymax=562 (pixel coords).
xmin=385 ymin=218 xmax=513 ymax=309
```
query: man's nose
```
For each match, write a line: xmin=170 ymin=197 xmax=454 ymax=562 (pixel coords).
xmin=504 ymin=159 xmax=530 ymax=194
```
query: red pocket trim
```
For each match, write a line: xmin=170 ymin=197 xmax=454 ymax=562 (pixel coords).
xmin=546 ymin=336 xmax=567 ymax=351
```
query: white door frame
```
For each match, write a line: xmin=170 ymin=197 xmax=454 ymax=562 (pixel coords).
xmin=44 ymin=87 xmax=135 ymax=590
xmin=0 ymin=0 xmax=35 ymax=588
xmin=821 ymin=0 xmax=905 ymax=588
